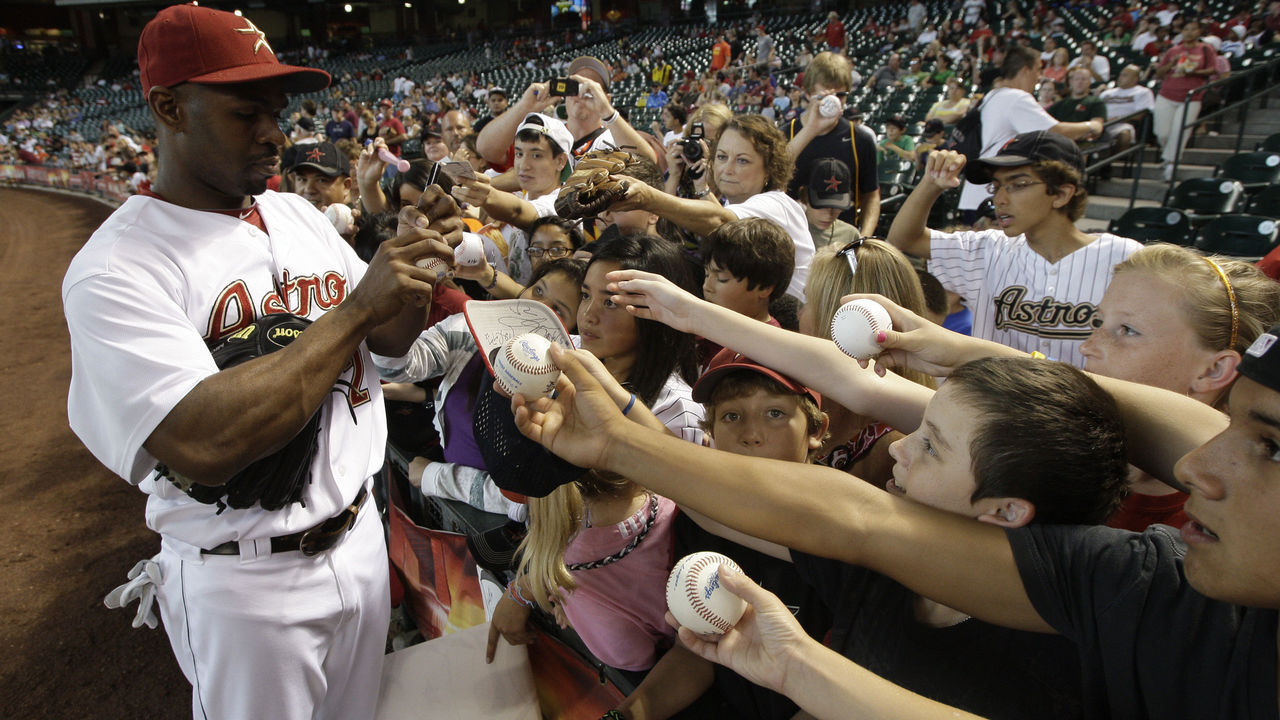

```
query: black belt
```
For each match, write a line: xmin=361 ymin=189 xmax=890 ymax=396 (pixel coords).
xmin=202 ymin=486 xmax=369 ymax=557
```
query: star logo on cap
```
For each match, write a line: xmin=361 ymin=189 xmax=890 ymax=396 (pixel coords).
xmin=234 ymin=18 xmax=273 ymax=56
xmin=305 ymin=147 xmax=325 ymax=162
xmin=823 ymin=174 xmax=842 ymax=191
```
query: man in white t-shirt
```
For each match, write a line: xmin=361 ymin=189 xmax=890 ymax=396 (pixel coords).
xmin=64 ymin=6 xmax=460 ymax=719
xmin=888 ymin=131 xmax=1140 ymax=367
xmin=1068 ymin=41 xmax=1112 ymax=83
xmin=1100 ymin=64 xmax=1156 ymax=151
xmin=452 ymin=112 xmax=571 ymax=286
xmin=958 ymin=46 xmax=1104 ymax=218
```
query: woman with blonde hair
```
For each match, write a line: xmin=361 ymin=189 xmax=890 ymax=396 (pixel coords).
xmin=801 ymin=239 xmax=936 ymax=482
xmin=1081 ymin=242 xmax=1280 ymax=530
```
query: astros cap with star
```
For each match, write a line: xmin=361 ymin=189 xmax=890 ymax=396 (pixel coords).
xmin=138 ymin=4 xmax=330 ymax=95
xmin=807 ymin=157 xmax=853 ymax=210
xmin=964 ymin=130 xmax=1085 ymax=184
xmin=289 ymin=142 xmax=350 ymax=177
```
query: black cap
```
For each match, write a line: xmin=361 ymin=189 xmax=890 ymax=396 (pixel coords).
xmin=295 ymin=116 xmax=315 ymax=132
xmin=422 ymin=124 xmax=443 ymax=139
xmin=1240 ymin=324 xmax=1280 ymax=395
xmin=807 ymin=157 xmax=853 ymax=210
xmin=290 ymin=141 xmax=349 ymax=177
xmin=489 ymin=86 xmax=508 ymax=98
xmin=965 ymin=130 xmax=1085 ymax=184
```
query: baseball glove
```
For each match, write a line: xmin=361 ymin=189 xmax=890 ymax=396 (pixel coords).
xmin=158 ymin=313 xmax=322 ymax=513
xmin=554 ymin=150 xmax=633 ymax=220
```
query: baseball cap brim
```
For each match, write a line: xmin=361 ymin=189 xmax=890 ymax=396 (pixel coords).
xmin=291 ymin=162 xmax=344 ymax=177
xmin=964 ymin=154 xmax=1036 ymax=184
xmin=568 ymin=56 xmax=611 ymax=91
xmin=808 ymin=189 xmax=852 ymax=210
xmin=187 ymin=63 xmax=331 ymax=94
xmin=692 ymin=358 xmax=821 ymax=407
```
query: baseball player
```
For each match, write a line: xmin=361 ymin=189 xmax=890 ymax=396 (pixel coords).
xmin=63 ymin=7 xmax=455 ymax=719
xmin=886 ymin=132 xmax=1140 ymax=368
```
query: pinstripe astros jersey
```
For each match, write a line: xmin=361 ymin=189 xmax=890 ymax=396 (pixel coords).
xmin=928 ymin=229 xmax=1141 ymax=367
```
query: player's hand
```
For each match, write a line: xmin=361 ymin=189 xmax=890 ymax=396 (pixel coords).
xmin=450 ymin=173 xmax=493 ymax=212
xmin=842 ymin=293 xmax=1018 ymax=376
xmin=486 ymin=592 xmax=537 ymax=663
xmin=512 ymin=345 xmax=627 ymax=470
xmin=922 ymin=149 xmax=966 ymax=190
xmin=415 ymin=185 xmax=465 ymax=248
xmin=670 ymin=567 xmax=809 ymax=695
xmin=352 ymin=215 xmax=451 ymax=322
xmin=571 ymin=74 xmax=615 ymax=119
xmin=605 ymin=268 xmax=701 ymax=334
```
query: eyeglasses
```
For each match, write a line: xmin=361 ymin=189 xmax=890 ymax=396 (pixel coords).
xmin=985 ymin=180 xmax=1046 ymax=196
xmin=527 ymin=246 xmax=573 ymax=259
xmin=835 ymin=237 xmax=865 ymax=277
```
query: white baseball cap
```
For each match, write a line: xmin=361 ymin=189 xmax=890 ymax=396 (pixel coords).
xmin=516 ymin=112 xmax=575 ymax=160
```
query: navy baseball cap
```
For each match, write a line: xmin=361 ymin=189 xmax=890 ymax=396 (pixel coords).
xmin=807 ymin=157 xmax=853 ymax=211
xmin=290 ymin=142 xmax=349 ymax=177
xmin=965 ymin=130 xmax=1086 ymax=184
xmin=1240 ymin=324 xmax=1280 ymax=394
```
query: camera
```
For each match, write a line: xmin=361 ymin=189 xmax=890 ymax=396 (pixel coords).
xmin=819 ymin=94 xmax=843 ymax=118
xmin=681 ymin=122 xmax=706 ymax=178
xmin=549 ymin=77 xmax=580 ymax=97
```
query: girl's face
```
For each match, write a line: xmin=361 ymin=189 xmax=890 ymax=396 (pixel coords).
xmin=886 ymin=383 xmax=982 ymax=516
xmin=398 ymin=183 xmax=423 ymax=210
xmin=1079 ymin=270 xmax=1219 ymax=397
xmin=520 ymin=271 xmax=582 ymax=332
xmin=528 ymin=225 xmax=576 ymax=273
xmin=713 ymin=128 xmax=768 ymax=204
xmin=577 ymin=261 xmax=638 ymax=376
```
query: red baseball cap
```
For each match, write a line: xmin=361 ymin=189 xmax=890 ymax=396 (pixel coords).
xmin=692 ymin=348 xmax=821 ymax=408
xmin=138 ymin=4 xmax=330 ymax=95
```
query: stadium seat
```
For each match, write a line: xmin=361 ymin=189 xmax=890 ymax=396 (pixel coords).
xmin=1259 ymin=133 xmax=1280 ymax=152
xmin=1107 ymin=206 xmax=1193 ymax=245
xmin=1220 ymin=151 xmax=1280 ymax=189
xmin=1192 ymin=214 xmax=1280 ymax=259
xmin=1244 ymin=185 xmax=1280 ymax=218
xmin=1165 ymin=177 xmax=1245 ymax=219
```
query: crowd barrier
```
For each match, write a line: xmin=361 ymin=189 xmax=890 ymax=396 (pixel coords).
xmin=0 ymin=164 xmax=131 ymax=203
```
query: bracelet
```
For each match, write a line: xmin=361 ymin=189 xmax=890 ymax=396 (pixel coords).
xmin=600 ymin=711 xmax=626 ymax=720
xmin=483 ymin=267 xmax=501 ymax=291
xmin=621 ymin=393 xmax=636 ymax=416
xmin=692 ymin=188 xmax=710 ymax=199
xmin=507 ymin=580 xmax=535 ymax=608
xmin=602 ymin=110 xmax=620 ymax=126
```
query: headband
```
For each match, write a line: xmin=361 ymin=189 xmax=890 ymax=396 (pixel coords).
xmin=1202 ymin=256 xmax=1239 ymax=351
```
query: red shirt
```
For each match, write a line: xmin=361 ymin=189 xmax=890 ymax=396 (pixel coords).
xmin=378 ymin=116 xmax=407 ymax=157
xmin=1106 ymin=490 xmax=1189 ymax=532
xmin=1257 ymin=243 xmax=1280 ymax=281
xmin=711 ymin=40 xmax=731 ymax=71
xmin=825 ymin=20 xmax=846 ymax=48
xmin=1158 ymin=42 xmax=1219 ymax=102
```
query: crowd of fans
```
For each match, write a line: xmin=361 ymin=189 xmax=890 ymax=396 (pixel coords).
xmin=50 ymin=0 xmax=1280 ymax=718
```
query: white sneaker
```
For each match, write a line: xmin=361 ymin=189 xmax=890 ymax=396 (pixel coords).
xmin=1162 ymin=163 xmax=1174 ymax=182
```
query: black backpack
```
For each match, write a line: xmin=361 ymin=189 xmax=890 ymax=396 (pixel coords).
xmin=943 ymin=92 xmax=987 ymax=162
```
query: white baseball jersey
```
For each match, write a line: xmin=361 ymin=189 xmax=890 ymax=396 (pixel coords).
xmin=726 ymin=190 xmax=814 ymax=301
xmin=928 ymin=229 xmax=1141 ymax=367
xmin=63 ymin=190 xmax=386 ymax=549
xmin=1100 ymin=84 xmax=1156 ymax=120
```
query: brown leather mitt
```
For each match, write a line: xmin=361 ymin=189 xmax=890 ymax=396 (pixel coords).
xmin=554 ymin=150 xmax=633 ymax=219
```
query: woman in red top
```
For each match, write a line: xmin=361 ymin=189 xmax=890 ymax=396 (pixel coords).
xmin=1152 ymin=20 xmax=1220 ymax=178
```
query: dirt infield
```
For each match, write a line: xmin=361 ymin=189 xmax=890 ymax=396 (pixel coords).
xmin=0 ymin=188 xmax=189 ymax=719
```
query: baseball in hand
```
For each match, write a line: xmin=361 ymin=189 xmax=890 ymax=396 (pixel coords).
xmin=666 ymin=551 xmax=747 ymax=636
xmin=493 ymin=333 xmax=561 ymax=399
xmin=324 ymin=202 xmax=354 ymax=235
xmin=830 ymin=299 xmax=891 ymax=360
xmin=416 ymin=256 xmax=451 ymax=279
xmin=453 ymin=233 xmax=485 ymax=266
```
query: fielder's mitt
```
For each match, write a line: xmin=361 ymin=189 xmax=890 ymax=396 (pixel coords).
xmin=554 ymin=150 xmax=632 ymax=220
xmin=158 ymin=313 xmax=322 ymax=513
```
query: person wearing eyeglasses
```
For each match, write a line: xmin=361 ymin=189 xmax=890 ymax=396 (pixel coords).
xmin=456 ymin=216 xmax=587 ymax=301
xmin=887 ymin=131 xmax=1141 ymax=368
xmin=785 ymin=52 xmax=881 ymax=236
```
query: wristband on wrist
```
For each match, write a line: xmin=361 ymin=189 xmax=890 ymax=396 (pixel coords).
xmin=621 ymin=393 xmax=636 ymax=416
xmin=600 ymin=711 xmax=626 ymax=720
xmin=692 ymin=188 xmax=710 ymax=199
xmin=602 ymin=110 xmax=620 ymax=126
xmin=484 ymin=267 xmax=501 ymax=291
xmin=507 ymin=580 xmax=535 ymax=608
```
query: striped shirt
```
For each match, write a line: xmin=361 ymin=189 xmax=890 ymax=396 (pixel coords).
xmin=928 ymin=229 xmax=1141 ymax=367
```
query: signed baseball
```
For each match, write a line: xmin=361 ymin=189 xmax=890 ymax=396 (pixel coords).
xmin=453 ymin=233 xmax=485 ymax=267
xmin=666 ymin=551 xmax=747 ymax=636
xmin=830 ymin=299 xmax=891 ymax=360
xmin=324 ymin=203 xmax=353 ymax=235
xmin=415 ymin=256 xmax=451 ymax=279
xmin=493 ymin=333 xmax=560 ymax=399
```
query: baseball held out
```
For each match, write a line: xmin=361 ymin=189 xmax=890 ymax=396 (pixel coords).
xmin=493 ymin=333 xmax=561 ymax=399
xmin=830 ymin=298 xmax=891 ymax=360
xmin=666 ymin=551 xmax=748 ymax=636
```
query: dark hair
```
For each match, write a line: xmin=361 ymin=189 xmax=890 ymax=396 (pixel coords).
xmin=351 ymin=211 xmax=398 ymax=263
xmin=529 ymin=256 xmax=588 ymax=287
xmin=1001 ymin=45 xmax=1041 ymax=80
xmin=586 ymin=234 xmax=699 ymax=404
xmin=700 ymin=218 xmax=795 ymax=303
xmin=617 ymin=155 xmax=664 ymax=190
xmin=886 ymin=115 xmax=907 ymax=130
xmin=948 ymin=357 xmax=1128 ymax=525
xmin=515 ymin=127 xmax=565 ymax=157
xmin=301 ymin=99 xmax=317 ymax=116
xmin=710 ymin=114 xmax=794 ymax=194
xmin=387 ymin=159 xmax=433 ymax=209
xmin=768 ymin=294 xmax=802 ymax=331
xmin=527 ymin=215 xmax=587 ymax=250
xmin=665 ymin=104 xmax=688 ymax=125
xmin=915 ymin=267 xmax=949 ymax=318
xmin=1026 ymin=159 xmax=1088 ymax=221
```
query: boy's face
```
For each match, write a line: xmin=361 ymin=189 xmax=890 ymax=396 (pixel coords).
xmin=514 ymin=136 xmax=566 ymax=196
xmin=886 ymin=383 xmax=984 ymax=516
xmin=709 ymin=385 xmax=821 ymax=462
xmin=988 ymin=165 xmax=1067 ymax=237
xmin=703 ymin=259 xmax=772 ymax=319
xmin=804 ymin=202 xmax=842 ymax=231
xmin=1175 ymin=378 xmax=1280 ymax=608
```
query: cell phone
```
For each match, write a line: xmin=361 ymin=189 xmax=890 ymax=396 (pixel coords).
xmin=442 ymin=160 xmax=477 ymax=182
xmin=426 ymin=161 xmax=456 ymax=195
xmin=548 ymin=77 xmax=580 ymax=97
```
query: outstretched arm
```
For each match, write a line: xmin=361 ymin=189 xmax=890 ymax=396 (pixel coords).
xmin=514 ymin=346 xmax=1047 ymax=633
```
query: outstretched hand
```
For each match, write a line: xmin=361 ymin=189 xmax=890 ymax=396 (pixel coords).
xmin=843 ymin=293 xmax=1017 ymax=377
xmin=922 ymin=149 xmax=967 ymax=190
xmin=671 ymin=567 xmax=809 ymax=695
xmin=605 ymin=268 xmax=702 ymax=334
xmin=511 ymin=345 xmax=626 ymax=470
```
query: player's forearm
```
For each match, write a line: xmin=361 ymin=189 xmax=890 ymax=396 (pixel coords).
xmin=366 ymin=299 xmax=431 ymax=357
xmin=886 ymin=182 xmax=941 ymax=258
xmin=783 ymin=639 xmax=990 ymax=720
xmin=614 ymin=645 xmax=715 ymax=720
xmin=145 ymin=299 xmax=379 ymax=484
